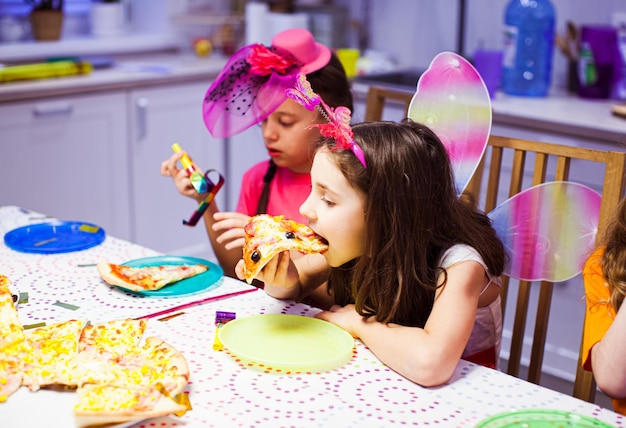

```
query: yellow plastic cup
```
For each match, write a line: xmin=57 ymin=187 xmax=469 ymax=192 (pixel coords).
xmin=336 ymin=48 xmax=360 ymax=78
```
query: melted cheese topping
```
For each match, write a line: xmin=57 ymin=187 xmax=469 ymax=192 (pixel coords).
xmin=22 ymin=319 xmax=85 ymax=390
xmin=0 ymin=285 xmax=24 ymax=351
xmin=79 ymin=319 xmax=147 ymax=354
xmin=75 ymin=384 xmax=159 ymax=412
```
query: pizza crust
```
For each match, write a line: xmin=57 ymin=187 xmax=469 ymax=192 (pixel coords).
xmin=97 ymin=261 xmax=138 ymax=290
xmin=74 ymin=384 xmax=188 ymax=428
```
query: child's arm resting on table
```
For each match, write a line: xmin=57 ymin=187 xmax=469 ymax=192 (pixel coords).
xmin=316 ymin=260 xmax=486 ymax=387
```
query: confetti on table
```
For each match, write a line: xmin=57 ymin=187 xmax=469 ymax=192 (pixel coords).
xmin=18 ymin=292 xmax=29 ymax=304
xmin=23 ymin=322 xmax=46 ymax=330
xmin=53 ymin=301 xmax=79 ymax=311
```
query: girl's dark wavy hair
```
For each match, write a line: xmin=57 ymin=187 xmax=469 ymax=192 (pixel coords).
xmin=601 ymin=197 xmax=626 ymax=311
xmin=317 ymin=119 xmax=505 ymax=328
xmin=307 ymin=52 xmax=353 ymax=112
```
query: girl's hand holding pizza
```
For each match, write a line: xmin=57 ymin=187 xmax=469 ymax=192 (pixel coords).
xmin=234 ymin=250 xmax=297 ymax=287
xmin=256 ymin=250 xmax=301 ymax=289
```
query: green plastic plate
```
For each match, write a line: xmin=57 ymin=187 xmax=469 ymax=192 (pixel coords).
xmin=476 ymin=409 xmax=615 ymax=428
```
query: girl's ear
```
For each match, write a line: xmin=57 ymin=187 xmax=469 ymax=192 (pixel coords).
xmin=407 ymin=52 xmax=491 ymax=196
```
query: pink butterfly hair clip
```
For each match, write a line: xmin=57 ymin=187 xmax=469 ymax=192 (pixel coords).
xmin=286 ymin=73 xmax=367 ymax=168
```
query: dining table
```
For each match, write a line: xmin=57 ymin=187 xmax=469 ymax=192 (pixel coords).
xmin=1 ymin=204 xmax=624 ymax=428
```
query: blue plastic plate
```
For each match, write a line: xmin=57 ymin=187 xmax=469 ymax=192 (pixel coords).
xmin=4 ymin=221 xmax=105 ymax=254
xmin=117 ymin=255 xmax=224 ymax=297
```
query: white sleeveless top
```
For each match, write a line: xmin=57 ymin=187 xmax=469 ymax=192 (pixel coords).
xmin=439 ymin=244 xmax=502 ymax=370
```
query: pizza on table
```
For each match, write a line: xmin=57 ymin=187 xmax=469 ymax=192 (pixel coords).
xmin=96 ymin=260 xmax=208 ymax=291
xmin=0 ymin=274 xmax=190 ymax=427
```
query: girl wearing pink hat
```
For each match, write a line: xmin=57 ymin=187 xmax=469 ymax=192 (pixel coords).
xmin=161 ymin=28 xmax=353 ymax=279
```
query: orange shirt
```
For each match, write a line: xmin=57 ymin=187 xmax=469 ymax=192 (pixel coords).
xmin=582 ymin=247 xmax=626 ymax=415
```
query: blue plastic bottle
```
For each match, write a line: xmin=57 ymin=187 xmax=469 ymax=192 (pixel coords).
xmin=501 ymin=0 xmax=556 ymax=97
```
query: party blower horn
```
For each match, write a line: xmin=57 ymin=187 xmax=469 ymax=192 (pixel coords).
xmin=170 ymin=143 xmax=225 ymax=227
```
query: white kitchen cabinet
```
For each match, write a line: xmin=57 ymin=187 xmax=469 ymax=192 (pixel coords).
xmin=127 ymin=81 xmax=226 ymax=259
xmin=0 ymin=92 xmax=131 ymax=240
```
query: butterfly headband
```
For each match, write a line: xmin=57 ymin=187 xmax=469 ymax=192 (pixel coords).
xmin=286 ymin=73 xmax=367 ymax=168
xmin=202 ymin=44 xmax=303 ymax=138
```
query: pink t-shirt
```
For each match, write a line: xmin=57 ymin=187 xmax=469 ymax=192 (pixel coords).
xmin=236 ymin=160 xmax=311 ymax=224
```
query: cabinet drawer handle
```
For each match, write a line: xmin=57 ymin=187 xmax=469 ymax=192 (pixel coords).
xmin=136 ymin=97 xmax=149 ymax=140
xmin=33 ymin=101 xmax=73 ymax=117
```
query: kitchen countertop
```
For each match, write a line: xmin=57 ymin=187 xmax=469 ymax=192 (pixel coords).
xmin=0 ymin=55 xmax=624 ymax=147
xmin=352 ymin=82 xmax=626 ymax=147
xmin=0 ymin=53 xmax=229 ymax=103
xmin=488 ymin=91 xmax=626 ymax=146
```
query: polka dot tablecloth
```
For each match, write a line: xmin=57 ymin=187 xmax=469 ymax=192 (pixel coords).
xmin=1 ymin=206 xmax=624 ymax=428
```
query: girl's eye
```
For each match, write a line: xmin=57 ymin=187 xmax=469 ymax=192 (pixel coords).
xmin=321 ymin=195 xmax=335 ymax=207
xmin=279 ymin=120 xmax=295 ymax=127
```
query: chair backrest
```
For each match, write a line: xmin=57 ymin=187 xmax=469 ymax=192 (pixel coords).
xmin=466 ymin=135 xmax=626 ymax=403
xmin=363 ymin=86 xmax=413 ymax=122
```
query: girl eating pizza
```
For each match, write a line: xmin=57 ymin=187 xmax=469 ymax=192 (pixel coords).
xmin=160 ymin=29 xmax=353 ymax=279
xmin=235 ymin=82 xmax=506 ymax=386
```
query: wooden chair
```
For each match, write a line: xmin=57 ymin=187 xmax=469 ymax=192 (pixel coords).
xmin=465 ymin=136 xmax=626 ymax=403
xmin=363 ymin=86 xmax=413 ymax=122
xmin=363 ymin=85 xmax=626 ymax=401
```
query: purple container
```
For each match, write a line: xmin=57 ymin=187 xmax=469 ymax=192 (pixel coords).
xmin=577 ymin=25 xmax=618 ymax=99
xmin=473 ymin=50 xmax=504 ymax=99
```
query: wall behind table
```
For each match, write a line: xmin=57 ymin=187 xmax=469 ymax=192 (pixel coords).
xmin=337 ymin=0 xmax=626 ymax=91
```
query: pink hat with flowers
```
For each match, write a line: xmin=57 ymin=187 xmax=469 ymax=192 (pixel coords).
xmin=202 ymin=28 xmax=332 ymax=138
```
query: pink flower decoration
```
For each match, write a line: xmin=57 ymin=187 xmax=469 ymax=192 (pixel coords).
xmin=248 ymin=44 xmax=299 ymax=76
xmin=329 ymin=106 xmax=352 ymax=130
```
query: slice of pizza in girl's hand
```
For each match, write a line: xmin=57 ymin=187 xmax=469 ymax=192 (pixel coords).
xmin=242 ymin=214 xmax=329 ymax=284
xmin=97 ymin=261 xmax=209 ymax=292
